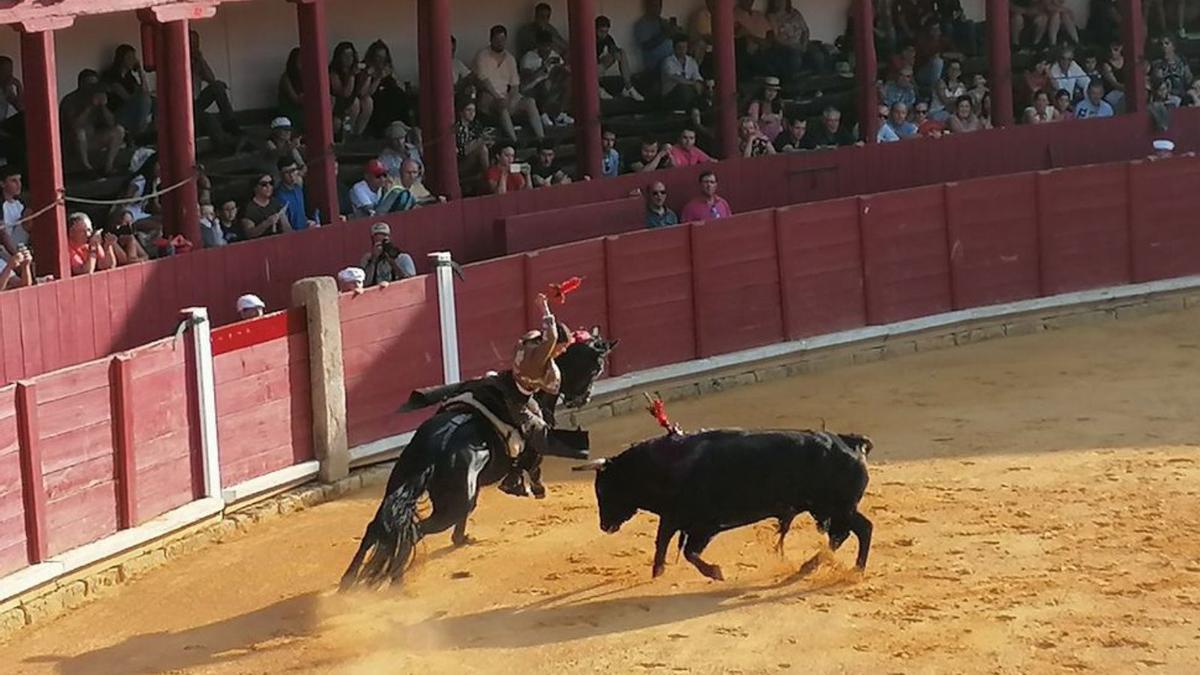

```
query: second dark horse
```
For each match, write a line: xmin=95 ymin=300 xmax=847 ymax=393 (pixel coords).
xmin=339 ymin=331 xmax=616 ymax=589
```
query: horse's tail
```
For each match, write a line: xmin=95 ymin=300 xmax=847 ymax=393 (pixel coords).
xmin=339 ymin=465 xmax=433 ymax=590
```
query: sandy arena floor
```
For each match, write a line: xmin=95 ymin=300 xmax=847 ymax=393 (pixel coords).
xmin=4 ymin=310 xmax=1200 ymax=674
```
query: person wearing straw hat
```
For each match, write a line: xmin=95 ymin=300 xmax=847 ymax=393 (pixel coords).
xmin=747 ymin=76 xmax=785 ymax=141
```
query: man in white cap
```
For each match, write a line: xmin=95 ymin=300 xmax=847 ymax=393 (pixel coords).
xmin=1150 ymin=139 xmax=1176 ymax=161
xmin=359 ymin=222 xmax=416 ymax=287
xmin=266 ymin=116 xmax=306 ymax=173
xmin=336 ymin=266 xmax=366 ymax=294
xmin=236 ymin=294 xmax=266 ymax=320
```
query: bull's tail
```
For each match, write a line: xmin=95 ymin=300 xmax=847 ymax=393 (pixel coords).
xmin=339 ymin=467 xmax=433 ymax=590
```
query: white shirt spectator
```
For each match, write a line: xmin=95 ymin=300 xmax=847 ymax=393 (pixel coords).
xmin=453 ymin=59 xmax=472 ymax=85
xmin=474 ymin=48 xmax=520 ymax=97
xmin=661 ymin=54 xmax=702 ymax=95
xmin=349 ymin=180 xmax=382 ymax=217
xmin=2 ymin=195 xmax=26 ymax=263
xmin=1050 ymin=61 xmax=1089 ymax=100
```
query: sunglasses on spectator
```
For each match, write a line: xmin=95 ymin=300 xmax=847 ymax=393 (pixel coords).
xmin=915 ymin=107 xmax=929 ymax=114
xmin=258 ymin=180 xmax=274 ymax=187
xmin=650 ymin=189 xmax=667 ymax=195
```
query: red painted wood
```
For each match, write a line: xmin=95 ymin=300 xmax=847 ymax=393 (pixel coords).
xmin=15 ymin=382 xmax=48 ymax=563
xmin=775 ymin=198 xmax=867 ymax=338
xmin=690 ymin=212 xmax=785 ymax=358
xmin=19 ymin=29 xmax=70 ymax=282
xmin=1121 ymin=0 xmax=1147 ymax=113
xmin=296 ymin=0 xmax=338 ymax=224
xmin=712 ymin=0 xmax=738 ymax=157
xmin=211 ymin=309 xmax=307 ymax=356
xmin=859 ymin=186 xmax=954 ymax=325
xmin=0 ymin=387 xmax=28 ymax=576
xmin=1128 ymin=157 xmax=1200 ymax=282
xmin=110 ymin=356 xmax=136 ymax=529
xmin=854 ymin=0 xmax=879 ymax=143
xmin=500 ymin=197 xmax=644 ymax=255
xmin=154 ymin=20 xmax=200 ymax=243
xmin=986 ymin=0 xmax=1014 ymax=127
xmin=524 ymin=239 xmax=609 ymax=337
xmin=338 ymin=276 xmax=441 ymax=447
xmin=1036 ymin=165 xmax=1132 ymax=295
xmin=605 ymin=226 xmax=697 ymax=376
xmin=944 ymin=173 xmax=1041 ymax=308
xmin=453 ymin=256 xmax=527 ymax=379
xmin=417 ymin=0 xmax=460 ymax=200
xmin=568 ymin=0 xmax=603 ymax=179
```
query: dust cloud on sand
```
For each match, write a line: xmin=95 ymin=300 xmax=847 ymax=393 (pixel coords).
xmin=4 ymin=309 xmax=1200 ymax=674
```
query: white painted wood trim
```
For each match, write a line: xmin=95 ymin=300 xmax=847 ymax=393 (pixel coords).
xmin=430 ymin=252 xmax=461 ymax=385
xmin=183 ymin=307 xmax=223 ymax=500
xmin=221 ymin=461 xmax=320 ymax=505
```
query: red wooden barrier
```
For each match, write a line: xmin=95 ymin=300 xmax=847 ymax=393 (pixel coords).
xmin=1037 ymin=164 xmax=1132 ymax=295
xmin=15 ymin=382 xmax=46 ymax=564
xmin=604 ymin=226 xmax=698 ymax=376
xmin=3 ymin=111 xmax=1196 ymax=388
xmin=690 ymin=212 xmax=785 ymax=357
xmin=523 ymin=240 xmax=610 ymax=337
xmin=339 ymin=277 xmax=442 ymax=447
xmin=944 ymin=173 xmax=1042 ymax=309
xmin=454 ymin=256 xmax=527 ymax=380
xmin=127 ymin=340 xmax=200 ymax=520
xmin=1128 ymin=156 xmax=1200 ymax=282
xmin=859 ymin=186 xmax=953 ymax=324
xmin=214 ymin=312 xmax=314 ymax=486
xmin=775 ymin=197 xmax=867 ymax=338
xmin=500 ymin=196 xmax=645 ymax=255
xmin=0 ymin=386 xmax=27 ymax=575
xmin=34 ymin=359 xmax=119 ymax=557
xmin=110 ymin=355 xmax=136 ymax=529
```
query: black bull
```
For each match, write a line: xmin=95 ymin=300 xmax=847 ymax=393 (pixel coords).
xmin=575 ymin=429 xmax=873 ymax=580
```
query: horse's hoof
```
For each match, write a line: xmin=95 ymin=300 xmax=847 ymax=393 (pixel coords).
xmin=652 ymin=564 xmax=665 ymax=578
xmin=453 ymin=534 xmax=477 ymax=548
xmin=530 ymin=484 xmax=547 ymax=500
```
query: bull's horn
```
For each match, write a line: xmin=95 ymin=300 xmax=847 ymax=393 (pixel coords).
xmin=571 ymin=458 xmax=608 ymax=472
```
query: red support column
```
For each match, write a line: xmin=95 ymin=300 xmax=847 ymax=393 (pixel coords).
xmin=155 ymin=20 xmax=201 ymax=243
xmin=711 ymin=0 xmax=739 ymax=158
xmin=19 ymin=28 xmax=69 ymax=282
xmin=1121 ymin=0 xmax=1147 ymax=113
xmin=110 ymin=355 xmax=137 ymax=529
xmin=568 ymin=0 xmax=603 ymax=179
xmin=854 ymin=0 xmax=879 ymax=143
xmin=296 ymin=0 xmax=338 ymax=221
xmin=15 ymin=381 xmax=47 ymax=564
xmin=418 ymin=0 xmax=462 ymax=199
xmin=986 ymin=0 xmax=1014 ymax=127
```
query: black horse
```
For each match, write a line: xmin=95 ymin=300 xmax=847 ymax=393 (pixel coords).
xmin=339 ymin=330 xmax=617 ymax=589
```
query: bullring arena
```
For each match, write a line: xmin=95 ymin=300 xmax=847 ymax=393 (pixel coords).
xmin=3 ymin=304 xmax=1199 ymax=674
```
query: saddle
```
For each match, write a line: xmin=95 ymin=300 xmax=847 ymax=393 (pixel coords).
xmin=443 ymin=392 xmax=525 ymax=459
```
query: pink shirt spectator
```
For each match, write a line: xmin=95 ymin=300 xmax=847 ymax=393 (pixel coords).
xmin=680 ymin=196 xmax=732 ymax=222
xmin=668 ymin=144 xmax=714 ymax=167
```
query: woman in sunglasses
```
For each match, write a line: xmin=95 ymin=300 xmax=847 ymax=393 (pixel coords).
xmin=238 ymin=173 xmax=294 ymax=240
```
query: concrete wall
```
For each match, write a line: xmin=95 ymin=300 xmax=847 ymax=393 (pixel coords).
xmin=0 ymin=0 xmax=1093 ymax=113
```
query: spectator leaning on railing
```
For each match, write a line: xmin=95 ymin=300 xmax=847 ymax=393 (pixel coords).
xmin=236 ymin=294 xmax=265 ymax=320
xmin=337 ymin=266 xmax=366 ymax=294
xmin=0 ymin=244 xmax=33 ymax=290
xmin=680 ymin=171 xmax=732 ymax=222
xmin=643 ymin=181 xmax=679 ymax=229
xmin=68 ymin=212 xmax=118 ymax=276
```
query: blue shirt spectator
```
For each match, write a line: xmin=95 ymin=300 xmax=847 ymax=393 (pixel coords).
xmin=881 ymin=69 xmax=918 ymax=108
xmin=601 ymin=129 xmax=621 ymax=177
xmin=644 ymin=181 xmax=678 ymax=228
xmin=878 ymin=103 xmax=918 ymax=143
xmin=1075 ymin=84 xmax=1115 ymax=119
xmin=633 ymin=2 xmax=677 ymax=73
xmin=276 ymin=158 xmax=312 ymax=230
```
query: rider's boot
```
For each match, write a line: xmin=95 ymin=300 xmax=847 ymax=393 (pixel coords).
xmin=498 ymin=462 xmax=529 ymax=497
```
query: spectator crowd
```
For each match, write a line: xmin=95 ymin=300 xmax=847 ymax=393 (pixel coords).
xmin=0 ymin=0 xmax=1196 ymax=295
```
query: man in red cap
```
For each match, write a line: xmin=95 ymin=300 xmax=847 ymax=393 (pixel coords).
xmin=349 ymin=159 xmax=391 ymax=218
xmin=500 ymin=292 xmax=573 ymax=498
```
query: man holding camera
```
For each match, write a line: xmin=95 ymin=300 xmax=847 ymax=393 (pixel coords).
xmin=359 ymin=222 xmax=416 ymax=288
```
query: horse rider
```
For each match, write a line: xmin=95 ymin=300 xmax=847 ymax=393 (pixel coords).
xmin=499 ymin=292 xmax=572 ymax=498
